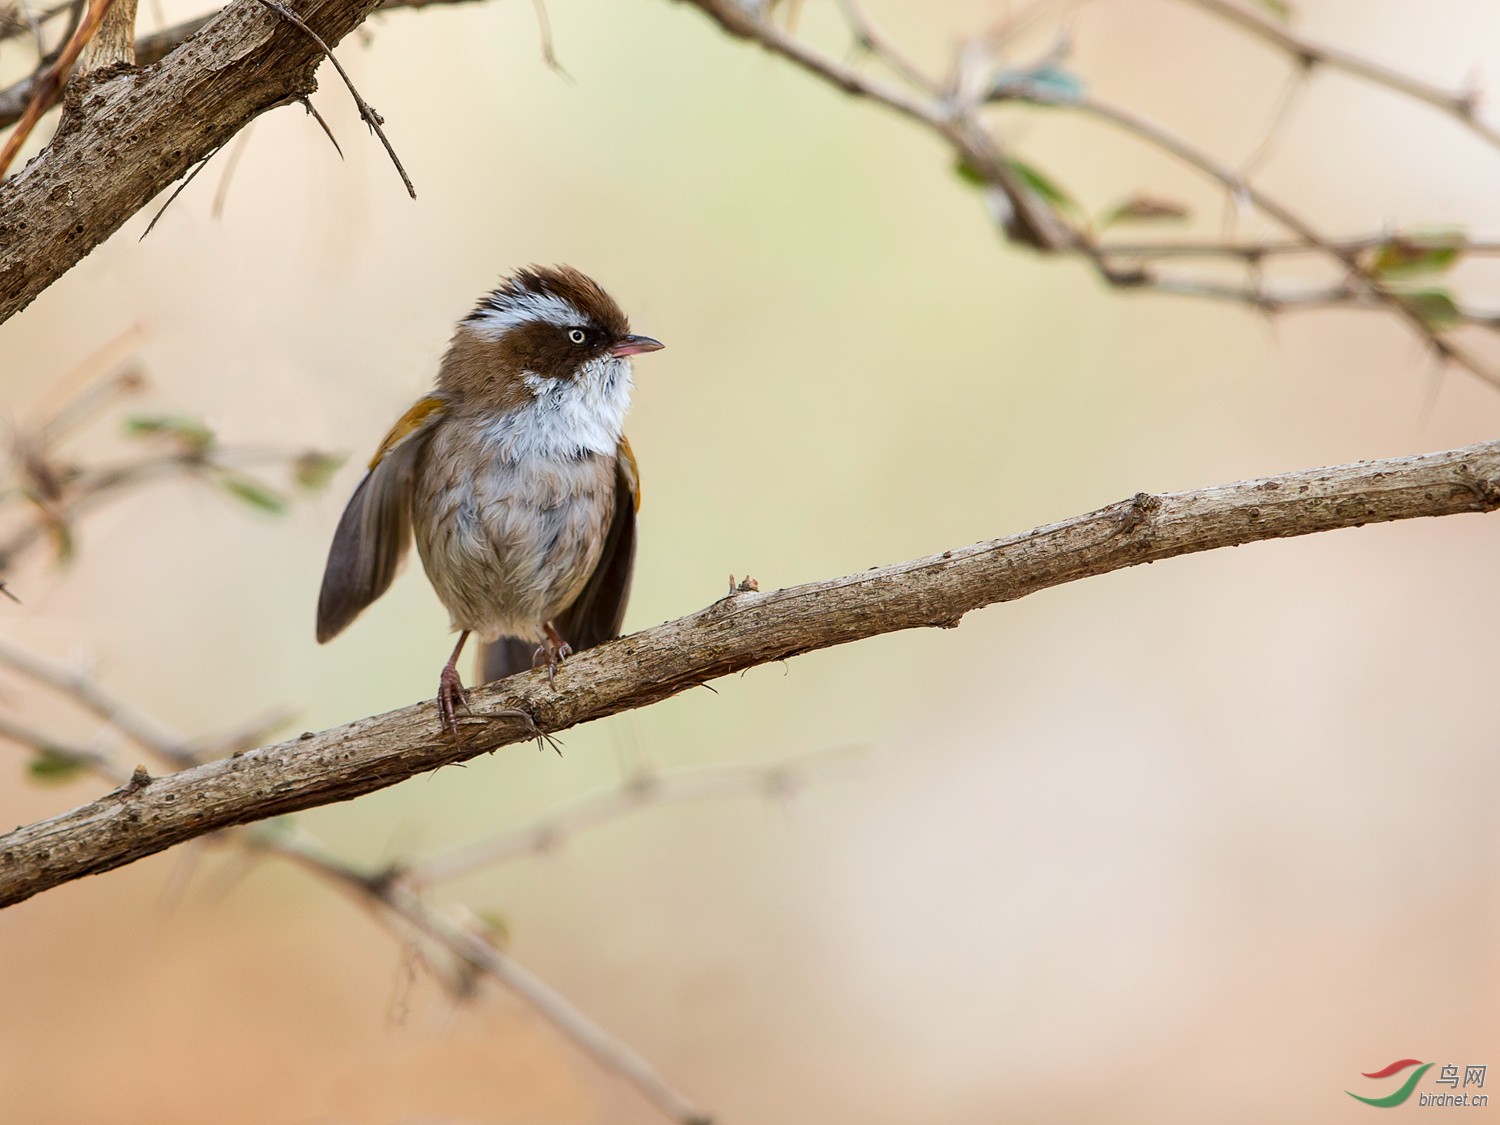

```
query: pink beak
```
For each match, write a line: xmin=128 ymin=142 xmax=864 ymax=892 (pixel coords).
xmin=609 ymin=334 xmax=665 ymax=358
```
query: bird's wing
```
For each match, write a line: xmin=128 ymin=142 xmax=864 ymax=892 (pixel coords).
xmin=316 ymin=395 xmax=448 ymax=643
xmin=478 ymin=437 xmax=639 ymax=683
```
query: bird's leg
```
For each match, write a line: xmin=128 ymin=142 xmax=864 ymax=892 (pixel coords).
xmin=438 ymin=630 xmax=471 ymax=737
xmin=532 ymin=621 xmax=573 ymax=686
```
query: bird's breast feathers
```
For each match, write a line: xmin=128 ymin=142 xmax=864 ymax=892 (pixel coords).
xmin=493 ymin=352 xmax=634 ymax=461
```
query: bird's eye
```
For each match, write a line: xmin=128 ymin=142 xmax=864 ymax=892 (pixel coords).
xmin=568 ymin=328 xmax=587 ymax=345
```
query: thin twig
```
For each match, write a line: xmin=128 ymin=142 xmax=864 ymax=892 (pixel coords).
xmin=297 ymin=95 xmax=343 ymax=159
xmin=673 ymin=0 xmax=1500 ymax=387
xmin=253 ymin=0 xmax=415 ymax=198
xmin=0 ymin=0 xmax=117 ymax=177
xmin=1096 ymin=233 xmax=1500 ymax=260
xmin=0 ymin=641 xmax=735 ymax=1124
xmin=985 ymin=73 xmax=1500 ymax=384
xmin=0 ymin=635 xmax=194 ymax=764
xmin=267 ymin=830 xmax=711 ymax=1124
xmin=0 ymin=712 xmax=131 ymax=782
xmin=139 ymin=146 xmax=222 ymax=239
xmin=5 ymin=438 xmax=1500 ymax=908
xmin=403 ymin=749 xmax=862 ymax=886
xmin=210 ymin=122 xmax=257 ymax=218
xmin=526 ymin=0 xmax=569 ymax=80
xmin=1177 ymin=0 xmax=1500 ymax=153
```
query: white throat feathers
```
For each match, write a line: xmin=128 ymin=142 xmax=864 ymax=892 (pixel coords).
xmin=487 ymin=354 xmax=634 ymax=461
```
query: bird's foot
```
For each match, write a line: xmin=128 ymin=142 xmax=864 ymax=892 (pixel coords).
xmin=532 ymin=623 xmax=573 ymax=687
xmin=531 ymin=640 xmax=573 ymax=686
xmin=437 ymin=662 xmax=470 ymax=739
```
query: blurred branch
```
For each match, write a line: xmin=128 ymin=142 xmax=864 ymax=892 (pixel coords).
xmin=989 ymin=76 xmax=1497 ymax=381
xmin=1096 ymin=233 xmax=1500 ymax=261
xmin=0 ymin=643 xmax=854 ymax=1125
xmin=401 ymin=749 xmax=861 ymax=887
xmin=672 ymin=0 xmax=1500 ymax=384
xmin=263 ymin=829 xmax=711 ymax=1124
xmin=5 ymin=0 xmax=1497 ymax=379
xmin=0 ymin=355 xmax=344 ymax=577
xmin=1177 ymin=0 xmax=1500 ymax=152
xmin=4 ymin=438 xmax=1500 ymax=907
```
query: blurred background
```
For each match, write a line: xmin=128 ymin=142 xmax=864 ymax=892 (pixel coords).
xmin=2 ymin=0 xmax=1499 ymax=1120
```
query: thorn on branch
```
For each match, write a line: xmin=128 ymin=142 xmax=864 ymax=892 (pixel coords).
xmin=254 ymin=0 xmax=416 ymax=198
xmin=114 ymin=763 xmax=151 ymax=794
xmin=139 ymin=146 xmax=220 ymax=239
xmin=298 ymin=95 xmax=343 ymax=159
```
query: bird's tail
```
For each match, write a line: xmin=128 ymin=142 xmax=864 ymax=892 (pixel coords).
xmin=477 ymin=638 xmax=536 ymax=685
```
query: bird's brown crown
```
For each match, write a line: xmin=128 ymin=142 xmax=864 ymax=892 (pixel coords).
xmin=440 ymin=265 xmax=633 ymax=407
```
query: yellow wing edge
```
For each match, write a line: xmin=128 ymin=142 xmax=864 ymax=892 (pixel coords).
xmin=369 ymin=395 xmax=447 ymax=470
xmin=619 ymin=434 xmax=642 ymax=512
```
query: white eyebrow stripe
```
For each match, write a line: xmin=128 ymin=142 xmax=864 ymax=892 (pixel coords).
xmin=470 ymin=292 xmax=584 ymax=336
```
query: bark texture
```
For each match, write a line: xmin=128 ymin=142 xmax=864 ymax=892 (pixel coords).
xmin=0 ymin=0 xmax=383 ymax=322
xmin=1 ymin=440 xmax=1497 ymax=908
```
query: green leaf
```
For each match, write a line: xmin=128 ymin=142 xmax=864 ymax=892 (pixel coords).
xmin=1255 ymin=0 xmax=1293 ymax=19
xmin=1011 ymin=62 xmax=1085 ymax=102
xmin=291 ymin=451 xmax=347 ymax=491
xmin=125 ymin=414 xmax=216 ymax=455
xmin=1098 ymin=195 xmax=1191 ymax=229
xmin=216 ymin=473 xmax=288 ymax=515
xmin=47 ymin=519 xmax=74 ymax=567
xmin=1400 ymin=287 xmax=1463 ymax=328
xmin=955 ymin=155 xmax=1081 ymax=223
xmin=1371 ymin=230 xmax=1466 ymax=278
xmin=475 ymin=911 xmax=510 ymax=947
xmin=1004 ymin=156 xmax=1082 ymax=220
xmin=953 ymin=157 xmax=987 ymax=188
xmin=28 ymin=749 xmax=87 ymax=784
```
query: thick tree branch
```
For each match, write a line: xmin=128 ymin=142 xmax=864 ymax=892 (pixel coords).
xmin=0 ymin=0 xmax=479 ymax=130
xmin=0 ymin=643 xmax=722 ymax=1125
xmin=0 ymin=0 xmax=387 ymax=323
xmin=2 ymin=439 xmax=1499 ymax=909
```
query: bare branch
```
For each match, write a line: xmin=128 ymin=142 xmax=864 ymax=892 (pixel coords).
xmin=0 ymin=0 xmax=464 ymax=321
xmin=0 ymin=636 xmax=193 ymax=765
xmin=993 ymin=76 xmax=1500 ymax=385
xmin=1178 ymin=0 xmax=1500 ymax=152
xmin=403 ymin=749 xmax=861 ymax=886
xmin=77 ymin=0 xmax=134 ymax=70
xmin=2 ymin=439 xmax=1499 ymax=908
xmin=1097 ymin=233 xmax=1500 ymax=261
xmin=265 ymin=830 xmax=710 ymax=1124
xmin=670 ymin=1 xmax=1500 ymax=386
xmin=0 ymin=0 xmax=484 ymax=130
xmin=0 ymin=0 xmax=118 ymax=177
xmin=253 ymin=0 xmax=415 ymax=197
xmin=0 ymin=640 xmax=720 ymax=1124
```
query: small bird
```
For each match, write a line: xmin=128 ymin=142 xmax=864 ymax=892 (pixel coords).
xmin=315 ymin=265 xmax=663 ymax=734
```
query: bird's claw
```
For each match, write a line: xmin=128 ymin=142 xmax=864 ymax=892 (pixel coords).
xmin=532 ymin=639 xmax=573 ymax=686
xmin=437 ymin=663 xmax=470 ymax=739
xmin=533 ymin=622 xmax=573 ymax=686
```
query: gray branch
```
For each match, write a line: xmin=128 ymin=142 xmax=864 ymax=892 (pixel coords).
xmin=2 ymin=439 xmax=1498 ymax=908
xmin=0 ymin=0 xmax=384 ymax=323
